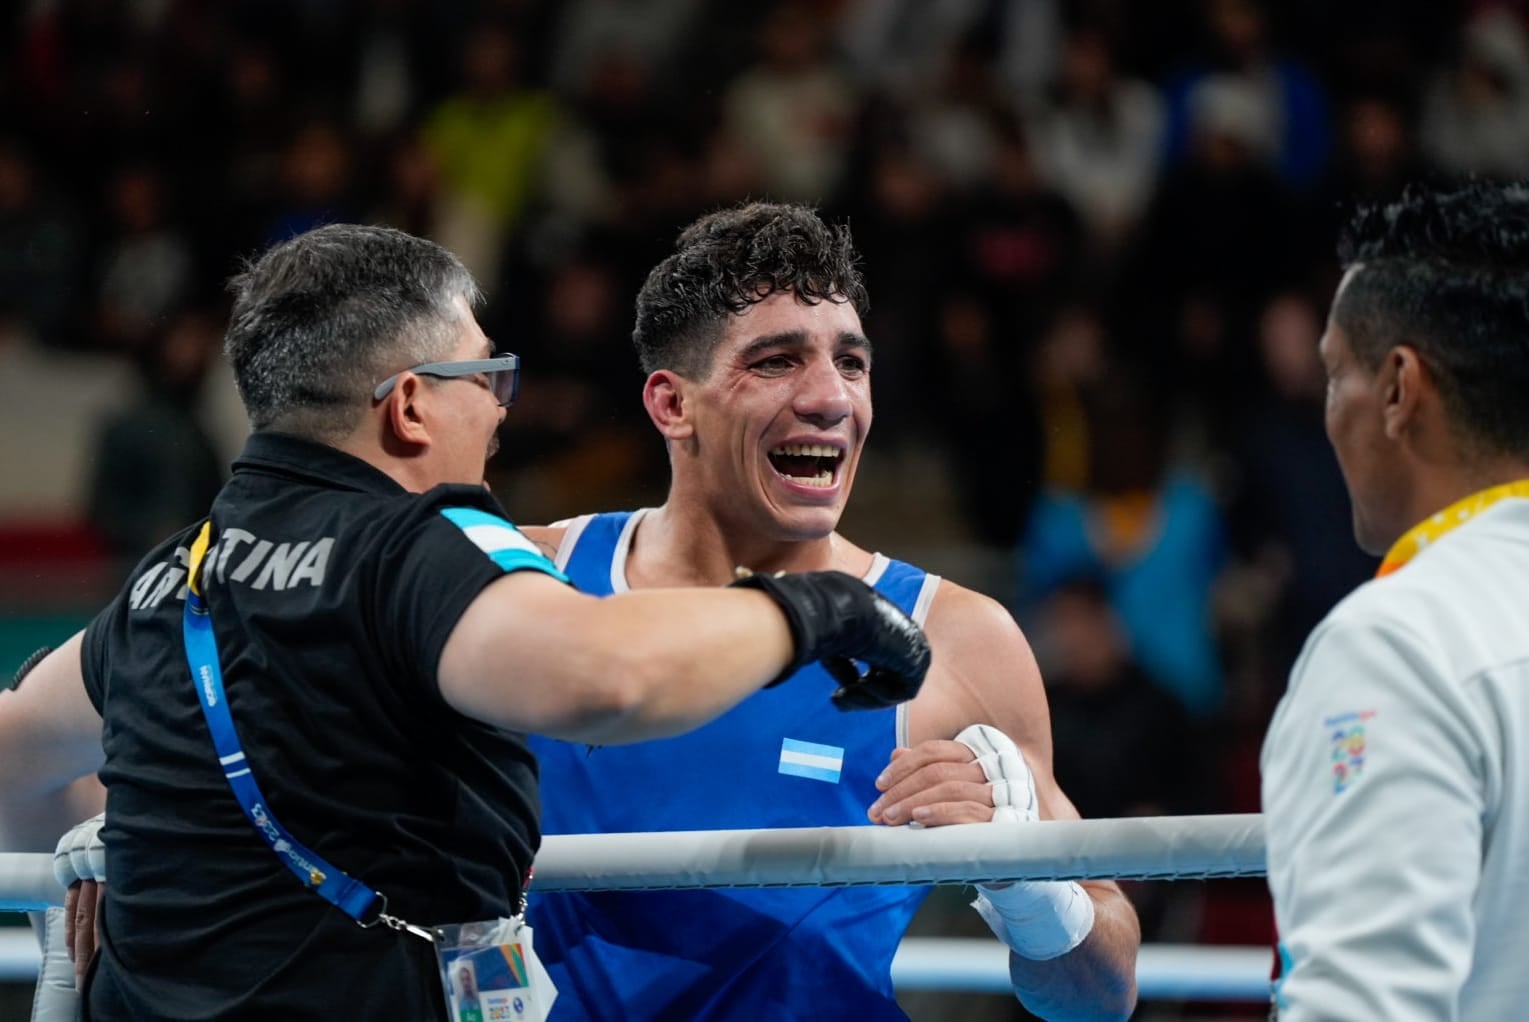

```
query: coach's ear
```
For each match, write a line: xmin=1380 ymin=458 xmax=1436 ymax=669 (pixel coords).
xmin=642 ymin=370 xmax=694 ymax=441
xmin=383 ymin=371 xmax=433 ymax=450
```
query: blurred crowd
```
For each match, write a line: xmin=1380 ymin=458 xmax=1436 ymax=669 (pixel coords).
xmin=2 ymin=0 xmax=1526 ymax=1012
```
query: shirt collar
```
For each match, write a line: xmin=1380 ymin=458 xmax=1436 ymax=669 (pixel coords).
xmin=232 ymin=431 xmax=408 ymax=496
xmin=1376 ymin=479 xmax=1529 ymax=577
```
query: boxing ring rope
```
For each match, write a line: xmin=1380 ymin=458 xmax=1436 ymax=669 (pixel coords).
xmin=0 ymin=815 xmax=1273 ymax=1001
xmin=531 ymin=814 xmax=1265 ymax=890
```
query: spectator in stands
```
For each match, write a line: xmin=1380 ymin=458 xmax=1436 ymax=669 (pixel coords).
xmin=1038 ymin=575 xmax=1202 ymax=821
xmin=423 ymin=20 xmax=558 ymax=291
xmin=266 ymin=121 xmax=360 ymax=243
xmin=722 ymin=1 xmax=859 ymax=203
xmin=1162 ymin=0 xmax=1331 ymax=191
xmin=85 ymin=309 xmax=226 ymax=562
xmin=1020 ymin=373 xmax=1228 ymax=717
xmin=93 ymin=163 xmax=196 ymax=354
xmin=0 ymin=139 xmax=88 ymax=349
xmin=1228 ymin=291 xmax=1376 ymax=674
xmin=1120 ymin=72 xmax=1299 ymax=434
xmin=1421 ymin=7 xmax=1529 ymax=179
xmin=1026 ymin=25 xmax=1166 ymax=254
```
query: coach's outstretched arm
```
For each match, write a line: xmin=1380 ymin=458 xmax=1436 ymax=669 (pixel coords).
xmin=439 ymin=568 xmax=930 ymax=745
xmin=869 ymin=586 xmax=1140 ymax=1021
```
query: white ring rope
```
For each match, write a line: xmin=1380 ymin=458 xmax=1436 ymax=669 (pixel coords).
xmin=0 ymin=855 xmax=58 ymax=910
xmin=891 ymin=939 xmax=1273 ymax=1001
xmin=0 ymin=931 xmax=1275 ymax=1000
xmin=530 ymin=814 xmax=1266 ymax=891
xmin=0 ymin=815 xmax=1265 ymax=911
xmin=0 ymin=815 xmax=1271 ymax=1002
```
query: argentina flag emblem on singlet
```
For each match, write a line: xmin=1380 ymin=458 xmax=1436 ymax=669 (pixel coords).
xmin=440 ymin=507 xmax=569 ymax=581
xmin=778 ymin=738 xmax=845 ymax=783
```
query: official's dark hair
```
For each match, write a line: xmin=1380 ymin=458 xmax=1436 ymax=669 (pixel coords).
xmin=225 ymin=223 xmax=482 ymax=441
xmin=1335 ymin=180 xmax=1529 ymax=458
xmin=632 ymin=202 xmax=868 ymax=378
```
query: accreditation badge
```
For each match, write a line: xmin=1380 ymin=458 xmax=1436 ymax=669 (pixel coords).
xmin=434 ymin=917 xmax=557 ymax=1022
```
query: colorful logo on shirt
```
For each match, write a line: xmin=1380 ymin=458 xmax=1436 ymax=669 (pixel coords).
xmin=1325 ymin=710 xmax=1375 ymax=794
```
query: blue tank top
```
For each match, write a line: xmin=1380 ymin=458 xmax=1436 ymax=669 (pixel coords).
xmin=527 ymin=510 xmax=940 ymax=1021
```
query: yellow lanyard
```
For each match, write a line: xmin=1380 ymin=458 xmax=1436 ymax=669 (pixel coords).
xmin=188 ymin=521 xmax=212 ymax=595
xmin=1376 ymin=480 xmax=1529 ymax=577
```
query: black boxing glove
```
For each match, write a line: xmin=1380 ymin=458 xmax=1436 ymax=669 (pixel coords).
xmin=729 ymin=570 xmax=932 ymax=711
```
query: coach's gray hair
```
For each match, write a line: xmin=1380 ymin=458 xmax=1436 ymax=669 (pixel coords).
xmin=225 ymin=223 xmax=483 ymax=442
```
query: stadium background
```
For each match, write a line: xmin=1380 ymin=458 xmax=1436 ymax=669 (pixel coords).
xmin=0 ymin=0 xmax=1518 ymax=1017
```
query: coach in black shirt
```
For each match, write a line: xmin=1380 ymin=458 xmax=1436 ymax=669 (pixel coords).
xmin=0 ymin=224 xmax=930 ymax=1020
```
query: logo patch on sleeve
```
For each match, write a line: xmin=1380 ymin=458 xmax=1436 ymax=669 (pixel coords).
xmin=778 ymin=738 xmax=844 ymax=783
xmin=1324 ymin=710 xmax=1375 ymax=794
xmin=440 ymin=507 xmax=568 ymax=580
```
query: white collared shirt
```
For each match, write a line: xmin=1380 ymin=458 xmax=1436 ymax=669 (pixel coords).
xmin=1263 ymin=498 xmax=1529 ymax=1021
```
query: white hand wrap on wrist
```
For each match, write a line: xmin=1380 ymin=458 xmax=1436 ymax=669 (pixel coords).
xmin=52 ymin=813 xmax=106 ymax=889
xmin=29 ymin=907 xmax=80 ymax=1022
xmin=954 ymin=724 xmax=1095 ymax=961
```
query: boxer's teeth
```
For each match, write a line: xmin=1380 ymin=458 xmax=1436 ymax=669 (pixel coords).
xmin=767 ymin=444 xmax=843 ymax=485
xmin=770 ymin=443 xmax=842 ymax=459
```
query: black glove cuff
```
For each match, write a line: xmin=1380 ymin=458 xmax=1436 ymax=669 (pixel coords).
xmin=727 ymin=573 xmax=814 ymax=686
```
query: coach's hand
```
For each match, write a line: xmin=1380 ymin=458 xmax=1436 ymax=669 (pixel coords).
xmin=728 ymin=570 xmax=931 ymax=710
xmin=52 ymin=812 xmax=106 ymax=987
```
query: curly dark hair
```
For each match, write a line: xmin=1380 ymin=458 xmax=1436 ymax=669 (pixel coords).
xmin=1335 ymin=180 xmax=1529 ymax=458
xmin=631 ymin=202 xmax=869 ymax=378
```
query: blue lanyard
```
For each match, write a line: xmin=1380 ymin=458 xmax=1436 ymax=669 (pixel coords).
xmin=180 ymin=521 xmax=388 ymax=927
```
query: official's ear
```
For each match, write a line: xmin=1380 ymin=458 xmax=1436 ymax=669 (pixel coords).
xmin=642 ymin=370 xmax=693 ymax=440
xmin=1381 ymin=345 xmax=1427 ymax=441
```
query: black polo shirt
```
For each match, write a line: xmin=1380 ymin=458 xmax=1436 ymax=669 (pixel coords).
xmin=80 ymin=431 xmax=559 ymax=1021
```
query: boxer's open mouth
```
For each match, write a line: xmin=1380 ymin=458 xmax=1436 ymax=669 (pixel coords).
xmin=767 ymin=443 xmax=844 ymax=488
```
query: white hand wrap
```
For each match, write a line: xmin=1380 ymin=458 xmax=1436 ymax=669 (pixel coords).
xmin=954 ymin=724 xmax=1095 ymax=961
xmin=52 ymin=813 xmax=106 ymax=889
xmin=29 ymin=907 xmax=80 ymax=1022
xmin=957 ymin=723 xmax=1040 ymax=824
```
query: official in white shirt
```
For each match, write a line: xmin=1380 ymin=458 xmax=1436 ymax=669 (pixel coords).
xmin=1263 ymin=180 xmax=1529 ymax=1021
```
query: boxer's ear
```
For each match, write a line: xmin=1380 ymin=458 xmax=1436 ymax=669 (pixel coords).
xmin=643 ymin=370 xmax=693 ymax=441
